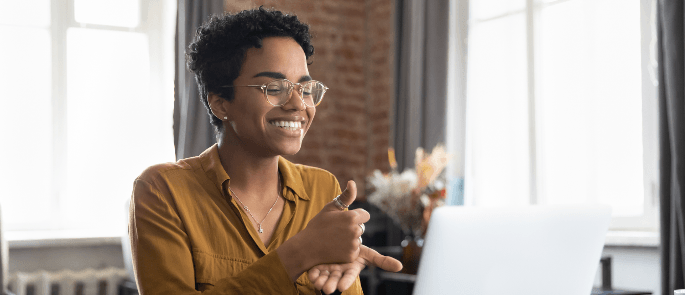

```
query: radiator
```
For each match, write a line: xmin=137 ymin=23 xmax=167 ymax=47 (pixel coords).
xmin=8 ymin=267 xmax=129 ymax=295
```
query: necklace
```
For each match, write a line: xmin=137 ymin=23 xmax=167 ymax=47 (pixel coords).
xmin=228 ymin=178 xmax=280 ymax=234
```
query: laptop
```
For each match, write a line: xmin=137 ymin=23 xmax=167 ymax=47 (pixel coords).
xmin=413 ymin=205 xmax=611 ymax=295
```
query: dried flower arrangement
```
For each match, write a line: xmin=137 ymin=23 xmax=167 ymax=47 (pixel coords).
xmin=366 ymin=144 xmax=452 ymax=238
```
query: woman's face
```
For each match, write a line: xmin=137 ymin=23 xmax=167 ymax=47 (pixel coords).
xmin=224 ymin=37 xmax=316 ymax=156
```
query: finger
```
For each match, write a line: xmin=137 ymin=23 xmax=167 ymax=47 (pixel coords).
xmin=322 ymin=270 xmax=343 ymax=294
xmin=308 ymin=268 xmax=321 ymax=282
xmin=312 ymin=269 xmax=330 ymax=290
xmin=352 ymin=239 xmax=362 ymax=258
xmin=337 ymin=268 xmax=360 ymax=292
xmin=337 ymin=180 xmax=357 ymax=207
xmin=350 ymin=208 xmax=371 ymax=225
xmin=360 ymin=246 xmax=403 ymax=272
xmin=322 ymin=180 xmax=356 ymax=212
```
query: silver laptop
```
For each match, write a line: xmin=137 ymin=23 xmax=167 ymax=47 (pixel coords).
xmin=413 ymin=205 xmax=611 ymax=295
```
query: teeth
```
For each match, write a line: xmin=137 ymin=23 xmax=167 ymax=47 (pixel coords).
xmin=270 ymin=120 xmax=302 ymax=130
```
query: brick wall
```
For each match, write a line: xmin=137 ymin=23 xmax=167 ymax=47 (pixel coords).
xmin=224 ymin=0 xmax=395 ymax=201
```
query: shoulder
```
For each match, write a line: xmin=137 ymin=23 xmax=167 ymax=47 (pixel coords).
xmin=132 ymin=157 xmax=203 ymax=202
xmin=136 ymin=157 xmax=198 ymax=184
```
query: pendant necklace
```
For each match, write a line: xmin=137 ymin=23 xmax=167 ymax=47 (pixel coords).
xmin=228 ymin=176 xmax=281 ymax=234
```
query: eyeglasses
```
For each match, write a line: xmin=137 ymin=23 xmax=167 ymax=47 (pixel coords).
xmin=220 ymin=79 xmax=328 ymax=107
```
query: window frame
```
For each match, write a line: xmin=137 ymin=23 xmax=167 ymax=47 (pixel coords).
xmin=448 ymin=0 xmax=659 ymax=232
xmin=3 ymin=0 xmax=175 ymax=234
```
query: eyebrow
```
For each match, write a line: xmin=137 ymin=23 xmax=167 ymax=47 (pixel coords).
xmin=254 ymin=72 xmax=312 ymax=83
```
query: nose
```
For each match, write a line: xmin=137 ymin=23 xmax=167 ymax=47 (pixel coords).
xmin=282 ymin=85 xmax=307 ymax=111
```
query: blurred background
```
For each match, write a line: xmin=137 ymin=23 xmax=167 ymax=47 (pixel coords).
xmin=0 ymin=0 xmax=669 ymax=294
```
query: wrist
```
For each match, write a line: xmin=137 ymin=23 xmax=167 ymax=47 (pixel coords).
xmin=276 ymin=234 xmax=313 ymax=282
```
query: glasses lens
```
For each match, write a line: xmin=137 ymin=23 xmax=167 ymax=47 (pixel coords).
xmin=265 ymin=80 xmax=327 ymax=106
xmin=265 ymin=80 xmax=292 ymax=105
xmin=301 ymin=81 xmax=326 ymax=106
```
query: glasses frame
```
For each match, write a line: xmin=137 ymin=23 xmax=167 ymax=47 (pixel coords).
xmin=220 ymin=79 xmax=328 ymax=107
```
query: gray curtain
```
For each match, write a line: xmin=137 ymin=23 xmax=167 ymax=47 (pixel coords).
xmin=173 ymin=0 xmax=225 ymax=160
xmin=393 ymin=0 xmax=450 ymax=171
xmin=658 ymin=0 xmax=685 ymax=294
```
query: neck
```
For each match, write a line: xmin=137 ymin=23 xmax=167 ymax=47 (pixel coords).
xmin=217 ymin=132 xmax=280 ymax=201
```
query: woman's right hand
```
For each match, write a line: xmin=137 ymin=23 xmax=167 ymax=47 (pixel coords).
xmin=276 ymin=180 xmax=369 ymax=281
xmin=300 ymin=180 xmax=369 ymax=265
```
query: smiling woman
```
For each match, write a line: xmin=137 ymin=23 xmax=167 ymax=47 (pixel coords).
xmin=128 ymin=7 xmax=401 ymax=295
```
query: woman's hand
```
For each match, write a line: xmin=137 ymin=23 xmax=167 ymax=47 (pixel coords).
xmin=308 ymin=245 xmax=403 ymax=294
xmin=302 ymin=180 xmax=368 ymax=263
xmin=277 ymin=180 xmax=370 ymax=281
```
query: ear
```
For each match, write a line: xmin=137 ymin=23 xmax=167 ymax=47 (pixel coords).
xmin=207 ymin=93 xmax=229 ymax=121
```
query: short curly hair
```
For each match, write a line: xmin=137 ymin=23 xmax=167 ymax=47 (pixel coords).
xmin=186 ymin=7 xmax=315 ymax=133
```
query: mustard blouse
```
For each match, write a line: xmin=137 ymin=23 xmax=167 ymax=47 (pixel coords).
xmin=129 ymin=144 xmax=363 ymax=294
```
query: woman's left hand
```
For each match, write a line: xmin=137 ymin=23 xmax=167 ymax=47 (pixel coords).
xmin=308 ymin=245 xmax=403 ymax=294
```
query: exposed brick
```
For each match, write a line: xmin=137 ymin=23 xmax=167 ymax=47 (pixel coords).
xmin=373 ymin=137 xmax=389 ymax=147
xmin=343 ymin=78 xmax=364 ymax=88
xmin=372 ymin=99 xmax=390 ymax=109
xmin=330 ymin=154 xmax=364 ymax=169
xmin=333 ymin=48 xmax=359 ymax=60
xmin=372 ymin=124 xmax=389 ymax=134
xmin=353 ymin=145 xmax=367 ymax=156
xmin=342 ymin=33 xmax=363 ymax=44
xmin=337 ymin=64 xmax=364 ymax=74
xmin=332 ymin=129 xmax=363 ymax=141
xmin=369 ymin=109 xmax=389 ymax=120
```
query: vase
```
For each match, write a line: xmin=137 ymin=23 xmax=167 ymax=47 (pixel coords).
xmin=401 ymin=236 xmax=423 ymax=275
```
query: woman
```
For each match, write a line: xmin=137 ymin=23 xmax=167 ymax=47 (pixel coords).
xmin=129 ymin=7 xmax=402 ymax=295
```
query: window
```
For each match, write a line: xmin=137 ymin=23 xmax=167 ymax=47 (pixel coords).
xmin=0 ymin=0 xmax=176 ymax=236
xmin=458 ymin=0 xmax=658 ymax=231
